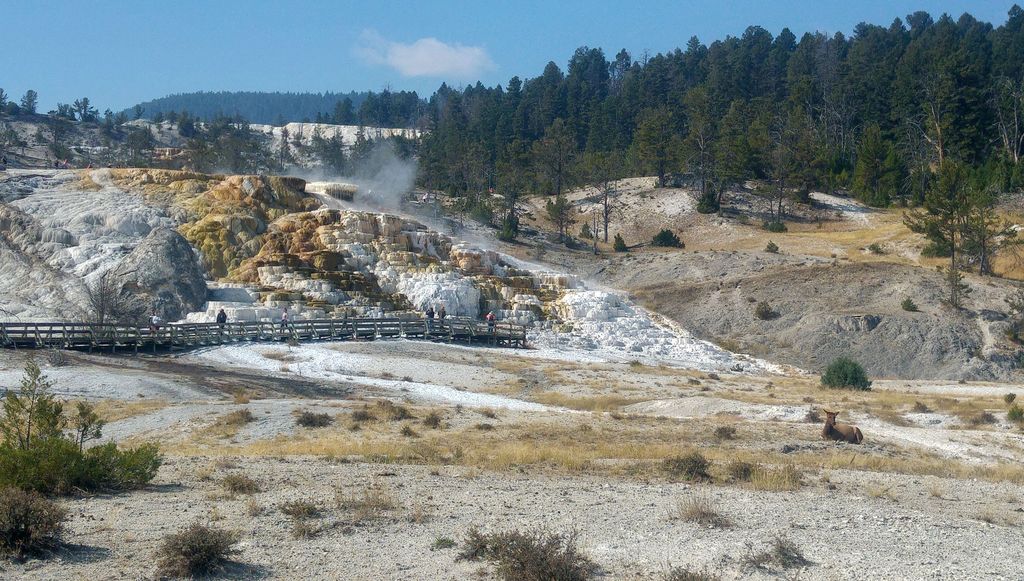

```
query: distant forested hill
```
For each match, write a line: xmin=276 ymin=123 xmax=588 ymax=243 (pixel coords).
xmin=126 ymin=90 xmax=425 ymax=127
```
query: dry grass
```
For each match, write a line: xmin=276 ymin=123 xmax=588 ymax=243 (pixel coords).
xmin=221 ymin=473 xmax=260 ymax=495
xmin=335 ymin=482 xmax=399 ymax=522
xmin=261 ymin=349 xmax=300 ymax=362
xmin=671 ymin=495 xmax=731 ymax=528
xmin=279 ymin=500 xmax=319 ymax=520
xmin=218 ymin=408 xmax=255 ymax=426
xmin=89 ymin=399 xmax=169 ymax=422
xmin=165 ymin=405 xmax=1024 ymax=485
xmin=866 ymin=483 xmax=898 ymax=501
xmin=529 ymin=392 xmax=644 ymax=412
xmin=749 ymin=464 xmax=803 ymax=492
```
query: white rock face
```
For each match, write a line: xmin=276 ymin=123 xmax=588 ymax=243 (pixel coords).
xmin=5 ymin=170 xmax=173 ymax=282
xmin=530 ymin=288 xmax=775 ymax=372
xmin=394 ymin=272 xmax=481 ymax=318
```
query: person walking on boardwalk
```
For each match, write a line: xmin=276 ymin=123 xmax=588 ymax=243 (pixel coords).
xmin=426 ymin=306 xmax=435 ymax=333
xmin=438 ymin=305 xmax=447 ymax=332
xmin=486 ymin=311 xmax=496 ymax=333
xmin=216 ymin=308 xmax=227 ymax=332
xmin=279 ymin=308 xmax=290 ymax=336
xmin=149 ymin=312 xmax=162 ymax=333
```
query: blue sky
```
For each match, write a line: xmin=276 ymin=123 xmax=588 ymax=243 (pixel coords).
xmin=1 ymin=1 xmax=1015 ymax=112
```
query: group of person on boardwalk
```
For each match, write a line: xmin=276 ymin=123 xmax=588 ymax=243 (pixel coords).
xmin=149 ymin=305 xmax=499 ymax=336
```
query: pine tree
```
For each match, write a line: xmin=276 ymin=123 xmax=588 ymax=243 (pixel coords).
xmin=904 ymin=161 xmax=972 ymax=307
xmin=20 ymin=90 xmax=38 ymax=115
xmin=545 ymin=193 xmax=573 ymax=242
xmin=633 ymin=105 xmax=677 ymax=185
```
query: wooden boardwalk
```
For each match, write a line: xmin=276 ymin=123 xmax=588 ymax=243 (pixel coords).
xmin=0 ymin=317 xmax=527 ymax=353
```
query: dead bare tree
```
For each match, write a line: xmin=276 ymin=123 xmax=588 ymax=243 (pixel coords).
xmin=83 ymin=271 xmax=146 ymax=324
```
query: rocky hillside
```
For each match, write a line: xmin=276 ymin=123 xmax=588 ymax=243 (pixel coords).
xmin=522 ymin=178 xmax=1024 ymax=381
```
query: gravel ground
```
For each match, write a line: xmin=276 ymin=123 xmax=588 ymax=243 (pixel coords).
xmin=5 ymin=457 xmax=1022 ymax=580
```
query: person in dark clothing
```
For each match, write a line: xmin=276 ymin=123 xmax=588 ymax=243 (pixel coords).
xmin=426 ymin=306 xmax=435 ymax=332
xmin=216 ymin=308 xmax=227 ymax=328
xmin=438 ymin=305 xmax=447 ymax=331
xmin=486 ymin=311 xmax=496 ymax=333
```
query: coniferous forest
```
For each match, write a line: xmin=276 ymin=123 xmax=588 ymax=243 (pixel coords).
xmin=414 ymin=6 xmax=1024 ymax=217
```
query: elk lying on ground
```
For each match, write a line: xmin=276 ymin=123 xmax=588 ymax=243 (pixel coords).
xmin=821 ymin=409 xmax=863 ymax=444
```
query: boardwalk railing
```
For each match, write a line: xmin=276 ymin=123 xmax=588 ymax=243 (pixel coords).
xmin=0 ymin=317 xmax=527 ymax=353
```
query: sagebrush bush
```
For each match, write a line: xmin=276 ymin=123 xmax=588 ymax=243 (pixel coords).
xmin=280 ymin=500 xmax=319 ymax=519
xmin=156 ymin=523 xmax=239 ymax=578
xmin=1008 ymin=403 xmax=1024 ymax=423
xmin=376 ymin=400 xmax=413 ymax=421
xmin=754 ymin=301 xmax=775 ymax=320
xmin=673 ymin=495 xmax=730 ymax=528
xmin=652 ymin=229 xmax=684 ymax=248
xmin=295 ymin=411 xmax=333 ymax=428
xmin=0 ymin=487 xmax=65 ymax=559
xmin=901 ymin=297 xmax=919 ymax=312
xmin=762 ymin=221 xmax=786 ymax=233
xmin=1005 ymin=393 xmax=1017 ymax=405
xmin=713 ymin=426 xmax=736 ymax=440
xmin=351 ymin=407 xmax=375 ymax=422
xmin=613 ymin=233 xmax=627 ymax=252
xmin=868 ymin=242 xmax=885 ymax=255
xmin=726 ymin=460 xmax=756 ymax=482
xmin=821 ymin=357 xmax=872 ymax=390
xmin=457 ymin=527 xmax=595 ymax=581
xmin=422 ymin=411 xmax=443 ymax=429
xmin=221 ymin=473 xmax=260 ymax=495
xmin=219 ymin=409 xmax=254 ymax=426
xmin=662 ymin=452 xmax=711 ymax=482
xmin=664 ymin=566 xmax=720 ymax=581
xmin=764 ymin=241 xmax=779 ymax=253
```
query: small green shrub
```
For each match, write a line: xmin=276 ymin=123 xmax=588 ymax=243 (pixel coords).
xmin=727 ymin=461 xmax=756 ymax=482
xmin=579 ymin=223 xmax=593 ymax=240
xmin=762 ymin=221 xmax=787 ymax=233
xmin=901 ymin=297 xmax=919 ymax=312
xmin=613 ymin=233 xmax=627 ymax=252
xmin=868 ymin=242 xmax=885 ymax=255
xmin=431 ymin=536 xmax=456 ymax=550
xmin=1005 ymin=393 xmax=1017 ymax=405
xmin=754 ymin=301 xmax=776 ymax=320
xmin=0 ymin=487 xmax=65 ymax=559
xmin=295 ymin=411 xmax=333 ymax=428
xmin=156 ymin=523 xmax=239 ymax=578
xmin=652 ymin=229 xmax=684 ymax=248
xmin=662 ymin=452 xmax=711 ymax=482
xmin=821 ymin=357 xmax=872 ymax=390
xmin=456 ymin=527 xmax=595 ymax=581
xmin=400 ymin=424 xmax=419 ymax=438
xmin=764 ymin=241 xmax=779 ymax=253
xmin=0 ymin=363 xmax=162 ymax=495
xmin=1008 ymin=403 xmax=1024 ymax=423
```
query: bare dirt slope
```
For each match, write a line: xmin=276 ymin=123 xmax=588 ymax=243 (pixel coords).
xmin=595 ymin=252 xmax=1020 ymax=380
xmin=519 ymin=178 xmax=1024 ymax=381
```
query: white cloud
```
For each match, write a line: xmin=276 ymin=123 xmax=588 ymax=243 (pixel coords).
xmin=355 ymin=30 xmax=495 ymax=79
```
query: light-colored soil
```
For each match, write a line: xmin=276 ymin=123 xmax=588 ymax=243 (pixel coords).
xmin=4 ymin=341 xmax=1024 ymax=579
